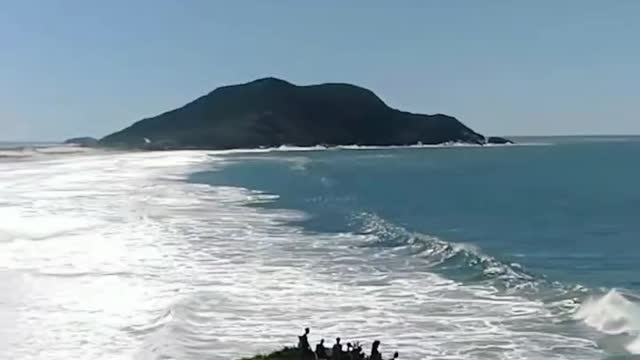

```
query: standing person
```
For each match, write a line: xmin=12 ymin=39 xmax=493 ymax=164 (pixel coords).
xmin=298 ymin=328 xmax=312 ymax=359
xmin=369 ymin=340 xmax=382 ymax=360
xmin=315 ymin=339 xmax=328 ymax=359
xmin=331 ymin=337 xmax=342 ymax=360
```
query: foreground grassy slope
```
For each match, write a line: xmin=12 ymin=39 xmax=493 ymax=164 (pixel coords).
xmin=239 ymin=347 xmax=298 ymax=360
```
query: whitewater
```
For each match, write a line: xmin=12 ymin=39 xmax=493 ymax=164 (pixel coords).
xmin=0 ymin=145 xmax=639 ymax=359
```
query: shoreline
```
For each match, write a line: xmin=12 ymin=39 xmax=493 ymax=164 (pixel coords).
xmin=0 ymin=141 xmax=528 ymax=162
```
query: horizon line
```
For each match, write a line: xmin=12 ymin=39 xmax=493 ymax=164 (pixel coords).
xmin=2 ymin=133 xmax=640 ymax=144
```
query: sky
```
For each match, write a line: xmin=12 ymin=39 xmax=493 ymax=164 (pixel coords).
xmin=1 ymin=0 xmax=639 ymax=141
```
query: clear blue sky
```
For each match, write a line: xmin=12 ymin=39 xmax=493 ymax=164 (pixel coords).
xmin=1 ymin=0 xmax=639 ymax=141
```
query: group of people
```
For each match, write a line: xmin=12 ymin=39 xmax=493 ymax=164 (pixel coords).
xmin=298 ymin=328 xmax=399 ymax=360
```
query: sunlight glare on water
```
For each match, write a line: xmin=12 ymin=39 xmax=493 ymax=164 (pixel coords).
xmin=0 ymin=150 xmax=603 ymax=360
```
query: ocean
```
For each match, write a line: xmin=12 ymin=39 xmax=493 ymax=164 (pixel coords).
xmin=0 ymin=137 xmax=639 ymax=360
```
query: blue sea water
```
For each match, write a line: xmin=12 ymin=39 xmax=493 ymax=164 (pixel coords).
xmin=1 ymin=137 xmax=639 ymax=360
xmin=192 ymin=138 xmax=640 ymax=290
xmin=189 ymin=137 xmax=640 ymax=358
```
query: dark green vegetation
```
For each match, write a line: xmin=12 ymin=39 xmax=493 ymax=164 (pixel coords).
xmin=487 ymin=136 xmax=514 ymax=144
xmin=237 ymin=347 xmax=373 ymax=360
xmin=238 ymin=347 xmax=298 ymax=360
xmin=100 ymin=77 xmax=504 ymax=150
xmin=64 ymin=137 xmax=99 ymax=147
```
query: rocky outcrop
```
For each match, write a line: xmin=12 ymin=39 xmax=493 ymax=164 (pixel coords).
xmin=64 ymin=137 xmax=99 ymax=147
xmin=486 ymin=136 xmax=514 ymax=145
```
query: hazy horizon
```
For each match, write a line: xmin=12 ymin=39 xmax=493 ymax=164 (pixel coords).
xmin=2 ymin=1 xmax=639 ymax=141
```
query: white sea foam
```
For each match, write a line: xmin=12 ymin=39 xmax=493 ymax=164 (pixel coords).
xmin=0 ymin=149 xmax=35 ymax=158
xmin=0 ymin=139 xmax=548 ymax=162
xmin=0 ymin=151 xmax=601 ymax=360
xmin=627 ymin=336 xmax=640 ymax=353
xmin=0 ymin=144 xmax=98 ymax=160
xmin=574 ymin=289 xmax=640 ymax=354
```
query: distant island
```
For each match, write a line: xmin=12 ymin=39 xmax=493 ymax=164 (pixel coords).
xmin=99 ymin=77 xmax=511 ymax=149
xmin=64 ymin=137 xmax=99 ymax=147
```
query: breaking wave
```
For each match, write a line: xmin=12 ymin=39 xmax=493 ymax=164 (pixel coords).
xmin=354 ymin=212 xmax=640 ymax=356
xmin=353 ymin=212 xmax=540 ymax=288
xmin=575 ymin=289 xmax=640 ymax=354
xmin=0 ymin=149 xmax=612 ymax=360
xmin=0 ymin=143 xmax=98 ymax=160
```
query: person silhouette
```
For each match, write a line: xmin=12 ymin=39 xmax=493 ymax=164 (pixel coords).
xmin=331 ymin=337 xmax=342 ymax=360
xmin=298 ymin=328 xmax=312 ymax=359
xmin=315 ymin=339 xmax=328 ymax=359
xmin=369 ymin=340 xmax=382 ymax=360
xmin=349 ymin=341 xmax=362 ymax=360
xmin=300 ymin=328 xmax=311 ymax=349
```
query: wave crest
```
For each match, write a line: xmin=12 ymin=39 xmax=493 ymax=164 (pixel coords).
xmin=352 ymin=212 xmax=537 ymax=288
xmin=574 ymin=289 xmax=640 ymax=354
